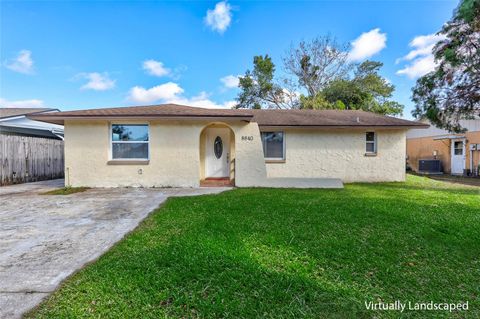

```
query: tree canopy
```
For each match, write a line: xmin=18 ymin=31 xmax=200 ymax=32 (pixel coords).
xmin=412 ymin=0 xmax=480 ymax=132
xmin=236 ymin=55 xmax=297 ymax=109
xmin=236 ymin=36 xmax=404 ymax=116
xmin=303 ymin=61 xmax=404 ymax=115
xmin=283 ymin=36 xmax=352 ymax=96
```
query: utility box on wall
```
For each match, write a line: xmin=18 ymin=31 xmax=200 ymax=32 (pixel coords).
xmin=469 ymin=144 xmax=480 ymax=151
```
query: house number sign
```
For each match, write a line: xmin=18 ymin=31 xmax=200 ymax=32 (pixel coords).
xmin=241 ymin=136 xmax=254 ymax=141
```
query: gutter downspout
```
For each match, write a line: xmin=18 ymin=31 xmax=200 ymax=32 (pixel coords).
xmin=470 ymin=146 xmax=474 ymax=175
xmin=51 ymin=129 xmax=64 ymax=140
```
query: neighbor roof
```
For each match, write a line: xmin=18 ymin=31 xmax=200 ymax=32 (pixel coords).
xmin=28 ymin=103 xmax=428 ymax=128
xmin=0 ymin=108 xmax=58 ymax=119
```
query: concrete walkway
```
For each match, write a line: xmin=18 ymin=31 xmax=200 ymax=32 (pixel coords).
xmin=0 ymin=180 xmax=229 ymax=319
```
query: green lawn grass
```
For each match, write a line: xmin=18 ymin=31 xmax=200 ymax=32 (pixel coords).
xmin=40 ymin=186 xmax=90 ymax=195
xmin=28 ymin=175 xmax=480 ymax=318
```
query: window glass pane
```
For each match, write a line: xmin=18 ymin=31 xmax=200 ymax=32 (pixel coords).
xmin=454 ymin=141 xmax=463 ymax=155
xmin=112 ymin=143 xmax=148 ymax=159
xmin=214 ymin=136 xmax=223 ymax=159
xmin=366 ymin=142 xmax=375 ymax=153
xmin=262 ymin=132 xmax=284 ymax=158
xmin=261 ymin=133 xmax=267 ymax=155
xmin=366 ymin=132 xmax=375 ymax=142
xmin=112 ymin=125 xmax=148 ymax=141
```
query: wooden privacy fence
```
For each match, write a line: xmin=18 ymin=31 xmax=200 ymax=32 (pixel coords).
xmin=0 ymin=135 xmax=64 ymax=185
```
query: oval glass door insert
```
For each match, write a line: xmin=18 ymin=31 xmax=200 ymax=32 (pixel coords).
xmin=214 ymin=136 xmax=223 ymax=159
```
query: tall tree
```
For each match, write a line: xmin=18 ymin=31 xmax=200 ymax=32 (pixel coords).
xmin=283 ymin=36 xmax=352 ymax=96
xmin=301 ymin=61 xmax=404 ymax=115
xmin=236 ymin=37 xmax=404 ymax=115
xmin=412 ymin=0 xmax=480 ymax=132
xmin=236 ymin=55 xmax=297 ymax=109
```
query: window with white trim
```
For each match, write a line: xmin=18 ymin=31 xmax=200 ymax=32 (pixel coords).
xmin=366 ymin=132 xmax=377 ymax=154
xmin=261 ymin=131 xmax=285 ymax=160
xmin=111 ymin=124 xmax=149 ymax=159
xmin=453 ymin=141 xmax=463 ymax=155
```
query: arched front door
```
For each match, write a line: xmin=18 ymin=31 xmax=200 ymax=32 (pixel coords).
xmin=205 ymin=128 xmax=230 ymax=178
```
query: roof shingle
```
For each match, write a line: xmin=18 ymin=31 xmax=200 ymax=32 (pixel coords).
xmin=251 ymin=109 xmax=427 ymax=127
xmin=28 ymin=103 xmax=428 ymax=128
xmin=0 ymin=108 xmax=58 ymax=119
xmin=29 ymin=104 xmax=251 ymax=118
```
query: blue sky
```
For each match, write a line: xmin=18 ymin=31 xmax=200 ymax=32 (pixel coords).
xmin=0 ymin=0 xmax=458 ymax=118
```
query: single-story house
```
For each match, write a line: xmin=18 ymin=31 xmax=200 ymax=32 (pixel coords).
xmin=407 ymin=118 xmax=480 ymax=175
xmin=30 ymin=104 xmax=427 ymax=188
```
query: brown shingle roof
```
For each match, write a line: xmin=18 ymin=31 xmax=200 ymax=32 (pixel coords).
xmin=28 ymin=103 xmax=428 ymax=128
xmin=251 ymin=109 xmax=428 ymax=127
xmin=28 ymin=104 xmax=253 ymax=124
xmin=0 ymin=108 xmax=58 ymax=119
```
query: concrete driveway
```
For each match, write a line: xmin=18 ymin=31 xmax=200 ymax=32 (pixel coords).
xmin=0 ymin=180 xmax=228 ymax=319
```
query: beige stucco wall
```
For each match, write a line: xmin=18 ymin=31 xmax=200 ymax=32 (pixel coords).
xmin=65 ymin=120 xmax=200 ymax=187
xmin=231 ymin=122 xmax=267 ymax=186
xmin=64 ymin=120 xmax=407 ymax=187
xmin=265 ymin=128 xmax=407 ymax=183
xmin=64 ymin=119 xmax=267 ymax=187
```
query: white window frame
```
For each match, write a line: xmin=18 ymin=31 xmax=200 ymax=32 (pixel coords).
xmin=365 ymin=131 xmax=377 ymax=154
xmin=453 ymin=141 xmax=464 ymax=156
xmin=261 ymin=131 xmax=286 ymax=161
xmin=109 ymin=123 xmax=150 ymax=160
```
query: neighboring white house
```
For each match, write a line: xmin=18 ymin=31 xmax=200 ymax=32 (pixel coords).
xmin=30 ymin=104 xmax=427 ymax=188
xmin=0 ymin=108 xmax=64 ymax=139
xmin=1 ymin=108 xmax=65 ymax=185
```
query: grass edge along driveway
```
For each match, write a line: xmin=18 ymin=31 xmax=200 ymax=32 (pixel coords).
xmin=27 ymin=175 xmax=480 ymax=319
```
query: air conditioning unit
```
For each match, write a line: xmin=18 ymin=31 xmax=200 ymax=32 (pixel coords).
xmin=418 ymin=159 xmax=442 ymax=174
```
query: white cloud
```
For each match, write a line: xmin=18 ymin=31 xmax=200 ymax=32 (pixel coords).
xmin=170 ymin=91 xmax=236 ymax=109
xmin=397 ymin=45 xmax=434 ymax=63
xmin=128 ymin=82 xmax=184 ymax=104
xmin=220 ymin=74 xmax=240 ymax=89
xmin=410 ymin=34 xmax=446 ymax=50
xmin=4 ymin=50 xmax=34 ymax=74
xmin=396 ymin=55 xmax=437 ymax=79
xmin=396 ymin=33 xmax=446 ymax=63
xmin=0 ymin=98 xmax=45 ymax=108
xmin=205 ymin=1 xmax=232 ymax=34
xmin=348 ymin=28 xmax=387 ymax=61
xmin=142 ymin=59 xmax=171 ymax=77
xmin=127 ymin=82 xmax=234 ymax=108
xmin=79 ymin=72 xmax=115 ymax=91
xmin=396 ymin=33 xmax=446 ymax=79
